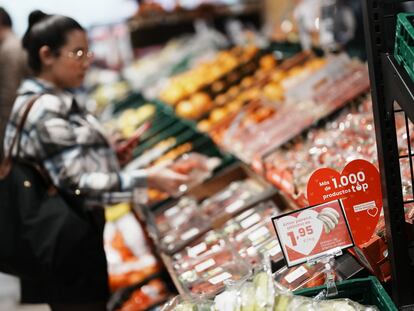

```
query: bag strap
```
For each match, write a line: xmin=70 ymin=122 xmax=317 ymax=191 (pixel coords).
xmin=0 ymin=94 xmax=42 ymax=179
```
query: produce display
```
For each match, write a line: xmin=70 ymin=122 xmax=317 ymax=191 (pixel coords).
xmin=106 ymin=97 xmax=228 ymax=206
xmin=186 ymin=53 xmax=279 ymax=126
xmin=160 ymin=46 xmax=259 ymax=107
xmin=172 ymin=201 xmax=281 ymax=262
xmin=162 ymin=271 xmax=380 ymax=311
xmin=104 ymin=211 xmax=161 ymax=291
xmin=95 ymin=37 xmax=400 ymax=309
xmin=260 ymin=98 xmax=376 ymax=207
xmin=214 ymin=54 xmax=370 ymax=163
xmin=153 ymin=178 xmax=267 ymax=253
xmin=111 ymin=103 xmax=157 ymax=138
xmin=163 ymin=200 xmax=283 ymax=297
xmin=123 ymin=29 xmax=229 ymax=98
xmin=205 ymin=52 xmax=322 ymax=138
xmin=176 ymin=245 xmax=251 ymax=297
xmin=258 ymin=98 xmax=414 ymax=207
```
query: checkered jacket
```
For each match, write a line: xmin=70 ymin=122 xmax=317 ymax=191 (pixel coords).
xmin=3 ymin=78 xmax=146 ymax=207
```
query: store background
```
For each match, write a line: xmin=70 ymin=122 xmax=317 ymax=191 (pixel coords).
xmin=1 ymin=0 xmax=137 ymax=35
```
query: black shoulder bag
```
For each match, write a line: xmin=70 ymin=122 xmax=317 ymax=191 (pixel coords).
xmin=0 ymin=95 xmax=102 ymax=280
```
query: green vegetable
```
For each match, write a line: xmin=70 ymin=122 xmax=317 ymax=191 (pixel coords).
xmin=273 ymin=294 xmax=291 ymax=311
xmin=240 ymin=282 xmax=256 ymax=311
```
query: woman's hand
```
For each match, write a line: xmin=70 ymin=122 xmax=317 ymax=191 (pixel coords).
xmin=146 ymin=163 xmax=189 ymax=195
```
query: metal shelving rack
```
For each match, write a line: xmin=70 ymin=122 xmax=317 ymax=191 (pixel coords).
xmin=362 ymin=1 xmax=414 ymax=309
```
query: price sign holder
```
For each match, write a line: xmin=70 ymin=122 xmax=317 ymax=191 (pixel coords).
xmin=308 ymin=247 xmax=343 ymax=298
xmin=272 ymin=200 xmax=354 ymax=298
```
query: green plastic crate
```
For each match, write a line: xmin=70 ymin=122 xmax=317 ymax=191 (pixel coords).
xmin=395 ymin=13 xmax=414 ymax=82
xmin=294 ymin=277 xmax=397 ymax=311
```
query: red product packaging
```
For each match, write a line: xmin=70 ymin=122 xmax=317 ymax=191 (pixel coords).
xmin=353 ymin=235 xmax=391 ymax=282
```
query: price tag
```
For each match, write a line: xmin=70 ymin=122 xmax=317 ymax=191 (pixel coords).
xmin=225 ymin=199 xmax=245 ymax=214
xmin=195 ymin=258 xmax=216 ymax=273
xmin=181 ymin=228 xmax=200 ymax=241
xmin=269 ymin=244 xmax=282 ymax=257
xmin=165 ymin=206 xmax=180 ymax=218
xmin=188 ymin=242 xmax=207 ymax=258
xmin=272 ymin=200 xmax=354 ymax=267
xmin=284 ymin=266 xmax=308 ymax=284
xmin=208 ymin=272 xmax=232 ymax=285
xmin=240 ymin=213 xmax=261 ymax=229
xmin=235 ymin=209 xmax=255 ymax=222
xmin=248 ymin=226 xmax=270 ymax=242
xmin=307 ymin=159 xmax=382 ymax=246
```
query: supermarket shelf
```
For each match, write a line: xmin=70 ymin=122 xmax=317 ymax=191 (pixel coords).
xmin=382 ymin=53 xmax=414 ymax=124
xmin=128 ymin=2 xmax=262 ymax=30
xmin=129 ymin=2 xmax=263 ymax=48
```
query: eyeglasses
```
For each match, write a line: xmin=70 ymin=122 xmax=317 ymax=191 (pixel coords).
xmin=66 ymin=49 xmax=94 ymax=62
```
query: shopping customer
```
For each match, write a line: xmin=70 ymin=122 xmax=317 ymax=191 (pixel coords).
xmin=0 ymin=7 xmax=28 ymax=159
xmin=3 ymin=10 xmax=192 ymax=311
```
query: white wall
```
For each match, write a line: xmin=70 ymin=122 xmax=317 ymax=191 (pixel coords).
xmin=1 ymin=0 xmax=138 ymax=36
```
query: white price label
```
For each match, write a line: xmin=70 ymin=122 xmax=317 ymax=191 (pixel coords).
xmin=165 ymin=206 xmax=180 ymax=218
xmin=225 ymin=200 xmax=245 ymax=214
xmin=181 ymin=228 xmax=200 ymax=241
xmin=248 ymin=226 xmax=269 ymax=242
xmin=195 ymin=258 xmax=216 ymax=273
xmin=208 ymin=272 xmax=232 ymax=285
xmin=240 ymin=213 xmax=261 ymax=229
xmin=284 ymin=266 xmax=308 ymax=284
xmin=188 ymin=242 xmax=207 ymax=258
xmin=269 ymin=244 xmax=282 ymax=257
xmin=235 ymin=223 xmax=263 ymax=242
xmin=235 ymin=209 xmax=255 ymax=222
xmin=211 ymin=244 xmax=222 ymax=252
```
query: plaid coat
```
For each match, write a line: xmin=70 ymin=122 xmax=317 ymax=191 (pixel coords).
xmin=4 ymin=78 xmax=146 ymax=207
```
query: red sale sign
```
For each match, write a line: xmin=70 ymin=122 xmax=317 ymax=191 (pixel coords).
xmin=272 ymin=200 xmax=354 ymax=267
xmin=306 ymin=159 xmax=382 ymax=246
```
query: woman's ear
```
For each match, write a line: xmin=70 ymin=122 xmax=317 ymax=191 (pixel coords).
xmin=38 ymin=45 xmax=56 ymax=68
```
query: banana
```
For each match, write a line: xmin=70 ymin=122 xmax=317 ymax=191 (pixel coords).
xmin=320 ymin=210 xmax=339 ymax=225
xmin=317 ymin=214 xmax=331 ymax=233
xmin=322 ymin=207 xmax=340 ymax=219
xmin=322 ymin=222 xmax=331 ymax=234
xmin=317 ymin=214 xmax=336 ymax=232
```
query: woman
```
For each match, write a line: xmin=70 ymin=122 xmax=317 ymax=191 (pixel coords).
xmin=4 ymin=10 xmax=191 ymax=311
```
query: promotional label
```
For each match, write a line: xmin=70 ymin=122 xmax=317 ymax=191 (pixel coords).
xmin=188 ymin=242 xmax=207 ymax=258
xmin=307 ymin=159 xmax=382 ymax=246
xmin=272 ymin=200 xmax=354 ymax=267
xmin=208 ymin=272 xmax=232 ymax=285
xmin=241 ymin=213 xmax=261 ymax=229
xmin=225 ymin=199 xmax=245 ymax=214
xmin=181 ymin=228 xmax=200 ymax=241
xmin=195 ymin=258 xmax=216 ymax=273
xmin=284 ymin=266 xmax=308 ymax=284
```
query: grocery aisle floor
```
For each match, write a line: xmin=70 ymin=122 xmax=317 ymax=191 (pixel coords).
xmin=0 ymin=273 xmax=50 ymax=311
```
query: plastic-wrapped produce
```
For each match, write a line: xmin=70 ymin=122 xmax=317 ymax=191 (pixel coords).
xmin=164 ymin=269 xmax=381 ymax=311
